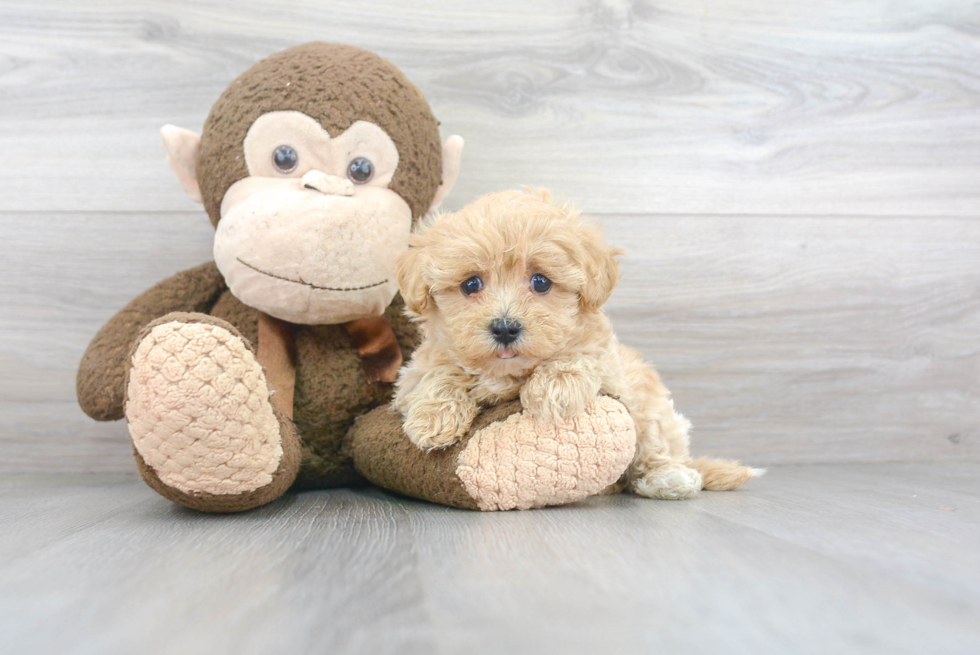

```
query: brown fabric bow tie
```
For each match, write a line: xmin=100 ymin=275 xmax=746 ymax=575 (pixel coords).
xmin=343 ymin=315 xmax=404 ymax=384
xmin=256 ymin=313 xmax=403 ymax=420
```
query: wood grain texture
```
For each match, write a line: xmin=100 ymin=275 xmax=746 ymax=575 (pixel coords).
xmin=1 ymin=211 xmax=976 ymax=472
xmin=0 ymin=212 xmax=214 ymax=473
xmin=603 ymin=213 xmax=980 ymax=464
xmin=1 ymin=0 xmax=979 ymax=216
xmin=1 ymin=2 xmax=978 ymax=472
xmin=1 ymin=464 xmax=978 ymax=654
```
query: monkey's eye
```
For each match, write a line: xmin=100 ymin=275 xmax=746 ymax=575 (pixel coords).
xmin=347 ymin=157 xmax=374 ymax=184
xmin=460 ymin=276 xmax=483 ymax=296
xmin=530 ymin=274 xmax=553 ymax=294
xmin=272 ymin=145 xmax=299 ymax=173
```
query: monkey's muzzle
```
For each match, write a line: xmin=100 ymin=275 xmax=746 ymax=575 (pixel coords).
xmin=301 ymin=170 xmax=354 ymax=197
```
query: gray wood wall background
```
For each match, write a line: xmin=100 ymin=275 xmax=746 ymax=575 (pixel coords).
xmin=1 ymin=0 xmax=977 ymax=473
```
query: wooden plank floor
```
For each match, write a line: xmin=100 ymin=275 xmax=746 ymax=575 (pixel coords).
xmin=1 ymin=464 xmax=978 ymax=655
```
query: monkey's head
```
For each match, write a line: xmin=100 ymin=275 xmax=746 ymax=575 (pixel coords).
xmin=160 ymin=43 xmax=463 ymax=325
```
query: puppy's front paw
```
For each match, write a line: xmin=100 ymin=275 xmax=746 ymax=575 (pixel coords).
xmin=520 ymin=360 xmax=601 ymax=423
xmin=403 ymin=399 xmax=477 ymax=452
xmin=632 ymin=465 xmax=703 ymax=500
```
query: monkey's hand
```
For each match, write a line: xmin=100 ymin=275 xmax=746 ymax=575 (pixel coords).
xmin=520 ymin=356 xmax=603 ymax=423
xmin=77 ymin=263 xmax=226 ymax=421
xmin=398 ymin=368 xmax=478 ymax=452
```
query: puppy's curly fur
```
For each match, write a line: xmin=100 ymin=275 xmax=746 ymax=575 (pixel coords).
xmin=395 ymin=188 xmax=762 ymax=499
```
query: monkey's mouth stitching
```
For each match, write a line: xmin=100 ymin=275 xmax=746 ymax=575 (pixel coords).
xmin=236 ymin=258 xmax=388 ymax=292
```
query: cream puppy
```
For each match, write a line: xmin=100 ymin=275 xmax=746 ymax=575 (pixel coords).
xmin=394 ymin=188 xmax=761 ymax=499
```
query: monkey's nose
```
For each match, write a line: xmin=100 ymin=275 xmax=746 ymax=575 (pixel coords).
xmin=301 ymin=170 xmax=354 ymax=196
xmin=489 ymin=318 xmax=522 ymax=346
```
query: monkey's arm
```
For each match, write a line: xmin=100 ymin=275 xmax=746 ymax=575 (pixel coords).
xmin=77 ymin=262 xmax=227 ymax=421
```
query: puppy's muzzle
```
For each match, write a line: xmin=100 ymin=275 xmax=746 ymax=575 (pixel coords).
xmin=489 ymin=318 xmax=522 ymax=346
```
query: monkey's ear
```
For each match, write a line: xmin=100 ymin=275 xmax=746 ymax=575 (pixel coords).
xmin=160 ymin=125 xmax=203 ymax=203
xmin=396 ymin=244 xmax=431 ymax=317
xmin=428 ymin=135 xmax=464 ymax=213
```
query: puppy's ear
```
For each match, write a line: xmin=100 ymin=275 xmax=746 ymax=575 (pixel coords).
xmin=396 ymin=243 xmax=431 ymax=317
xmin=577 ymin=223 xmax=622 ymax=312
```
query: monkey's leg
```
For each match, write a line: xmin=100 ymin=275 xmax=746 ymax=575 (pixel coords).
xmin=347 ymin=396 xmax=636 ymax=511
xmin=125 ymin=313 xmax=301 ymax=512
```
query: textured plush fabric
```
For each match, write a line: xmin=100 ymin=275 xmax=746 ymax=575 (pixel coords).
xmin=349 ymin=397 xmax=636 ymax=511
xmin=209 ymin=285 xmax=420 ymax=489
xmin=77 ymin=263 xmax=227 ymax=421
xmin=348 ymin=401 xmax=527 ymax=510
xmin=197 ymin=42 xmax=442 ymax=225
xmin=126 ymin=317 xmax=284 ymax=496
xmin=126 ymin=313 xmax=302 ymax=512
xmin=78 ymin=263 xmax=420 ymax=492
xmin=345 ymin=315 xmax=403 ymax=383
xmin=257 ymin=312 xmax=297 ymax=418
xmin=455 ymin=396 xmax=636 ymax=511
xmin=160 ymin=124 xmax=203 ymax=202
xmin=133 ymin=413 xmax=302 ymax=513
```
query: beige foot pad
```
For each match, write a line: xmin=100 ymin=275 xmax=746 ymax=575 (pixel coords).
xmin=125 ymin=319 xmax=283 ymax=496
xmin=456 ymin=396 xmax=636 ymax=511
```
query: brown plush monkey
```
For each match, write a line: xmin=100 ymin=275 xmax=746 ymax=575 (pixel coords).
xmin=77 ymin=43 xmax=635 ymax=512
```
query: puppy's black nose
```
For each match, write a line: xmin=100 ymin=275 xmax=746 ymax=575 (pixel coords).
xmin=489 ymin=318 xmax=522 ymax=346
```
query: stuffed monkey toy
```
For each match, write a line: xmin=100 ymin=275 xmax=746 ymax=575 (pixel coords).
xmin=77 ymin=43 xmax=636 ymax=512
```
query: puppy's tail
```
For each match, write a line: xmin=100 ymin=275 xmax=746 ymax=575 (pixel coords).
xmin=686 ymin=457 xmax=766 ymax=491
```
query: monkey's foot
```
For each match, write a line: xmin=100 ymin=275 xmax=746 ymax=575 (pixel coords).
xmin=125 ymin=313 xmax=301 ymax=512
xmin=349 ymin=396 xmax=636 ymax=511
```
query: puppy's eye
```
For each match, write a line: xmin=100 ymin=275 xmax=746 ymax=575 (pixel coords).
xmin=460 ymin=276 xmax=483 ymax=296
xmin=272 ymin=145 xmax=299 ymax=173
xmin=530 ymin=273 xmax=553 ymax=294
